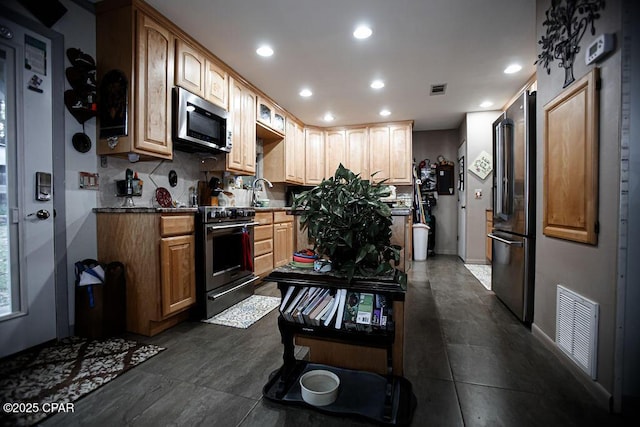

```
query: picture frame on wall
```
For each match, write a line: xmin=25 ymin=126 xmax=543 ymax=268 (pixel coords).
xmin=468 ymin=150 xmax=493 ymax=180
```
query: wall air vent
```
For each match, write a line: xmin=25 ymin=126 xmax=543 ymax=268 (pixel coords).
xmin=430 ymin=83 xmax=447 ymax=95
xmin=556 ymin=285 xmax=599 ymax=379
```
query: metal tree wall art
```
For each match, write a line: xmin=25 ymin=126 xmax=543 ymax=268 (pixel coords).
xmin=536 ymin=0 xmax=605 ymax=88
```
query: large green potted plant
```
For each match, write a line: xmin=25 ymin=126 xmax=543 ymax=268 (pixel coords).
xmin=293 ymin=164 xmax=406 ymax=285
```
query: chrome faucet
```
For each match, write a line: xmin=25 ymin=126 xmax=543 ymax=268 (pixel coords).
xmin=252 ymin=177 xmax=273 ymax=206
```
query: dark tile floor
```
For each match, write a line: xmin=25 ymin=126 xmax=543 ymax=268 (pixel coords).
xmin=43 ymin=256 xmax=629 ymax=426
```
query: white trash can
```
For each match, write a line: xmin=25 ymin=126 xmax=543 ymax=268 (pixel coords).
xmin=412 ymin=223 xmax=430 ymax=261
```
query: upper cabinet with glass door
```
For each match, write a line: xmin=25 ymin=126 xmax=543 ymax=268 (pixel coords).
xmin=256 ymin=96 xmax=285 ymax=135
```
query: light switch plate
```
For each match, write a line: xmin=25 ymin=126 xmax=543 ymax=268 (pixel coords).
xmin=474 ymin=189 xmax=482 ymax=199
xmin=79 ymin=172 xmax=99 ymax=190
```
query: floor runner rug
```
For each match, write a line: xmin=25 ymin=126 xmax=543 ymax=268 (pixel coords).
xmin=0 ymin=336 xmax=164 ymax=426
xmin=202 ymin=295 xmax=280 ymax=329
xmin=464 ymin=264 xmax=492 ymax=290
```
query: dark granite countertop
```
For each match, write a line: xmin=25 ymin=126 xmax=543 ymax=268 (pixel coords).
xmin=94 ymin=207 xmax=198 ymax=213
xmin=285 ymin=207 xmax=411 ymax=216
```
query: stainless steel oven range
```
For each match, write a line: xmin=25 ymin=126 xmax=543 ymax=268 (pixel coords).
xmin=195 ymin=206 xmax=259 ymax=319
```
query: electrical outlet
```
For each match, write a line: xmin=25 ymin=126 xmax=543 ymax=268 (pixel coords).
xmin=79 ymin=172 xmax=99 ymax=190
xmin=474 ymin=189 xmax=482 ymax=199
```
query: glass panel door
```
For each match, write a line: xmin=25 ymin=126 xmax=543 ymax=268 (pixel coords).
xmin=0 ymin=42 xmax=17 ymax=317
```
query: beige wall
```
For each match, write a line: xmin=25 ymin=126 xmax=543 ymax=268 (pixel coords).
xmin=534 ymin=0 xmax=621 ymax=396
xmin=462 ymin=111 xmax=502 ymax=263
xmin=412 ymin=130 xmax=459 ymax=255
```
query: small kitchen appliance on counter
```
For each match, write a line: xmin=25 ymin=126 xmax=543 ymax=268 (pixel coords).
xmin=195 ymin=206 xmax=260 ymax=319
xmin=115 ymin=168 xmax=142 ymax=207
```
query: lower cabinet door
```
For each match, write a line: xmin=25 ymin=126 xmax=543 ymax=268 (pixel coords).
xmin=160 ymin=234 xmax=196 ymax=317
xmin=273 ymin=222 xmax=294 ymax=268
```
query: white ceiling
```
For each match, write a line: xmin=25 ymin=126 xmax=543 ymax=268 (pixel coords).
xmin=145 ymin=0 xmax=537 ymax=131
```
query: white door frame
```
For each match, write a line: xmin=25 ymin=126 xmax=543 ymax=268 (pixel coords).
xmin=0 ymin=7 xmax=68 ymax=356
xmin=457 ymin=140 xmax=467 ymax=261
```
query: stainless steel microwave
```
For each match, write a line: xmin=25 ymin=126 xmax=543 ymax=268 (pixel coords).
xmin=173 ymin=87 xmax=232 ymax=153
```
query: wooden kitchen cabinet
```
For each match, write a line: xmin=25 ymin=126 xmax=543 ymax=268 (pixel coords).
xmin=263 ymin=115 xmax=304 ymax=185
xmin=175 ymin=38 xmax=205 ymax=98
xmin=257 ymin=96 xmax=286 ymax=134
xmin=305 ymin=127 xmax=325 ymax=185
xmin=175 ymin=39 xmax=228 ymax=111
xmin=204 ymin=58 xmax=228 ymax=110
xmin=96 ymin=4 xmax=174 ymax=159
xmin=254 ymin=212 xmax=274 ymax=278
xmin=273 ymin=211 xmax=294 ymax=268
xmin=369 ymin=122 xmax=413 ymax=184
xmin=160 ymin=234 xmax=196 ymax=316
xmin=369 ymin=125 xmax=390 ymax=182
xmin=227 ymin=76 xmax=256 ymax=175
xmin=293 ymin=120 xmax=306 ymax=183
xmin=389 ymin=123 xmax=413 ymax=184
xmin=346 ymin=127 xmax=369 ymax=179
xmin=324 ymin=129 xmax=346 ymax=178
xmin=96 ymin=211 xmax=196 ymax=336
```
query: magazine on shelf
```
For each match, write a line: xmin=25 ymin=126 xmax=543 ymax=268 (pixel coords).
xmin=322 ymin=291 xmax=341 ymax=327
xmin=356 ymin=293 xmax=374 ymax=332
xmin=314 ymin=294 xmax=335 ymax=326
xmin=292 ymin=287 xmax=319 ymax=323
xmin=302 ymin=288 xmax=330 ymax=324
xmin=373 ymin=294 xmax=391 ymax=330
xmin=282 ymin=286 xmax=309 ymax=322
xmin=342 ymin=291 xmax=360 ymax=330
xmin=306 ymin=290 xmax=332 ymax=325
xmin=333 ymin=289 xmax=347 ymax=329
xmin=280 ymin=286 xmax=296 ymax=312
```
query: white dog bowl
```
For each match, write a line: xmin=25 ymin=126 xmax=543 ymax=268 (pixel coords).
xmin=299 ymin=369 xmax=340 ymax=406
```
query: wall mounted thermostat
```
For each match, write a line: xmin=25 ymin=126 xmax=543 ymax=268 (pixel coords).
xmin=585 ymin=33 xmax=615 ymax=65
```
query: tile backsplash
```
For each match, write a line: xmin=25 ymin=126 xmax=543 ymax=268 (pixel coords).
xmin=98 ymin=151 xmax=204 ymax=208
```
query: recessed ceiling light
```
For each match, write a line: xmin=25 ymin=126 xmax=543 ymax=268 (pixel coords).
xmin=353 ymin=25 xmax=372 ymax=39
xmin=323 ymin=113 xmax=335 ymax=122
xmin=370 ymin=80 xmax=385 ymax=89
xmin=480 ymin=101 xmax=493 ymax=108
xmin=379 ymin=109 xmax=391 ymax=117
xmin=299 ymin=88 xmax=313 ymax=97
xmin=256 ymin=45 xmax=274 ymax=57
xmin=504 ymin=64 xmax=522 ymax=74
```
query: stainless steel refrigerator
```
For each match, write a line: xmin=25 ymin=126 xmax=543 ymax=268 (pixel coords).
xmin=489 ymin=90 xmax=536 ymax=324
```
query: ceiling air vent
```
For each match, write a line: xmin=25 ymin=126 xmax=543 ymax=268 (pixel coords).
xmin=430 ymin=83 xmax=447 ymax=96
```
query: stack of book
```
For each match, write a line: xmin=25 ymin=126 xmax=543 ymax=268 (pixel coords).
xmin=279 ymin=285 xmax=393 ymax=331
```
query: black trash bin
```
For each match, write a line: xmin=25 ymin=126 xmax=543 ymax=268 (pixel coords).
xmin=75 ymin=259 xmax=126 ymax=339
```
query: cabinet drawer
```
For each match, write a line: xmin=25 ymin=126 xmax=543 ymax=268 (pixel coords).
xmin=254 ymin=252 xmax=273 ymax=277
xmin=255 ymin=238 xmax=273 ymax=256
xmin=255 ymin=224 xmax=273 ymax=241
xmin=255 ymin=212 xmax=273 ymax=225
xmin=273 ymin=211 xmax=293 ymax=223
xmin=160 ymin=215 xmax=194 ymax=237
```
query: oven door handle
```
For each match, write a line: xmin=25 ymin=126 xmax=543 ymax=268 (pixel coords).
xmin=206 ymin=221 xmax=259 ymax=231
xmin=208 ymin=276 xmax=261 ymax=300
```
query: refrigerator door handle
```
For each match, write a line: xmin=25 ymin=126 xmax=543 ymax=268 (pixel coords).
xmin=494 ymin=121 xmax=504 ymax=217
xmin=488 ymin=233 xmax=523 ymax=247
xmin=502 ymin=119 xmax=514 ymax=216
